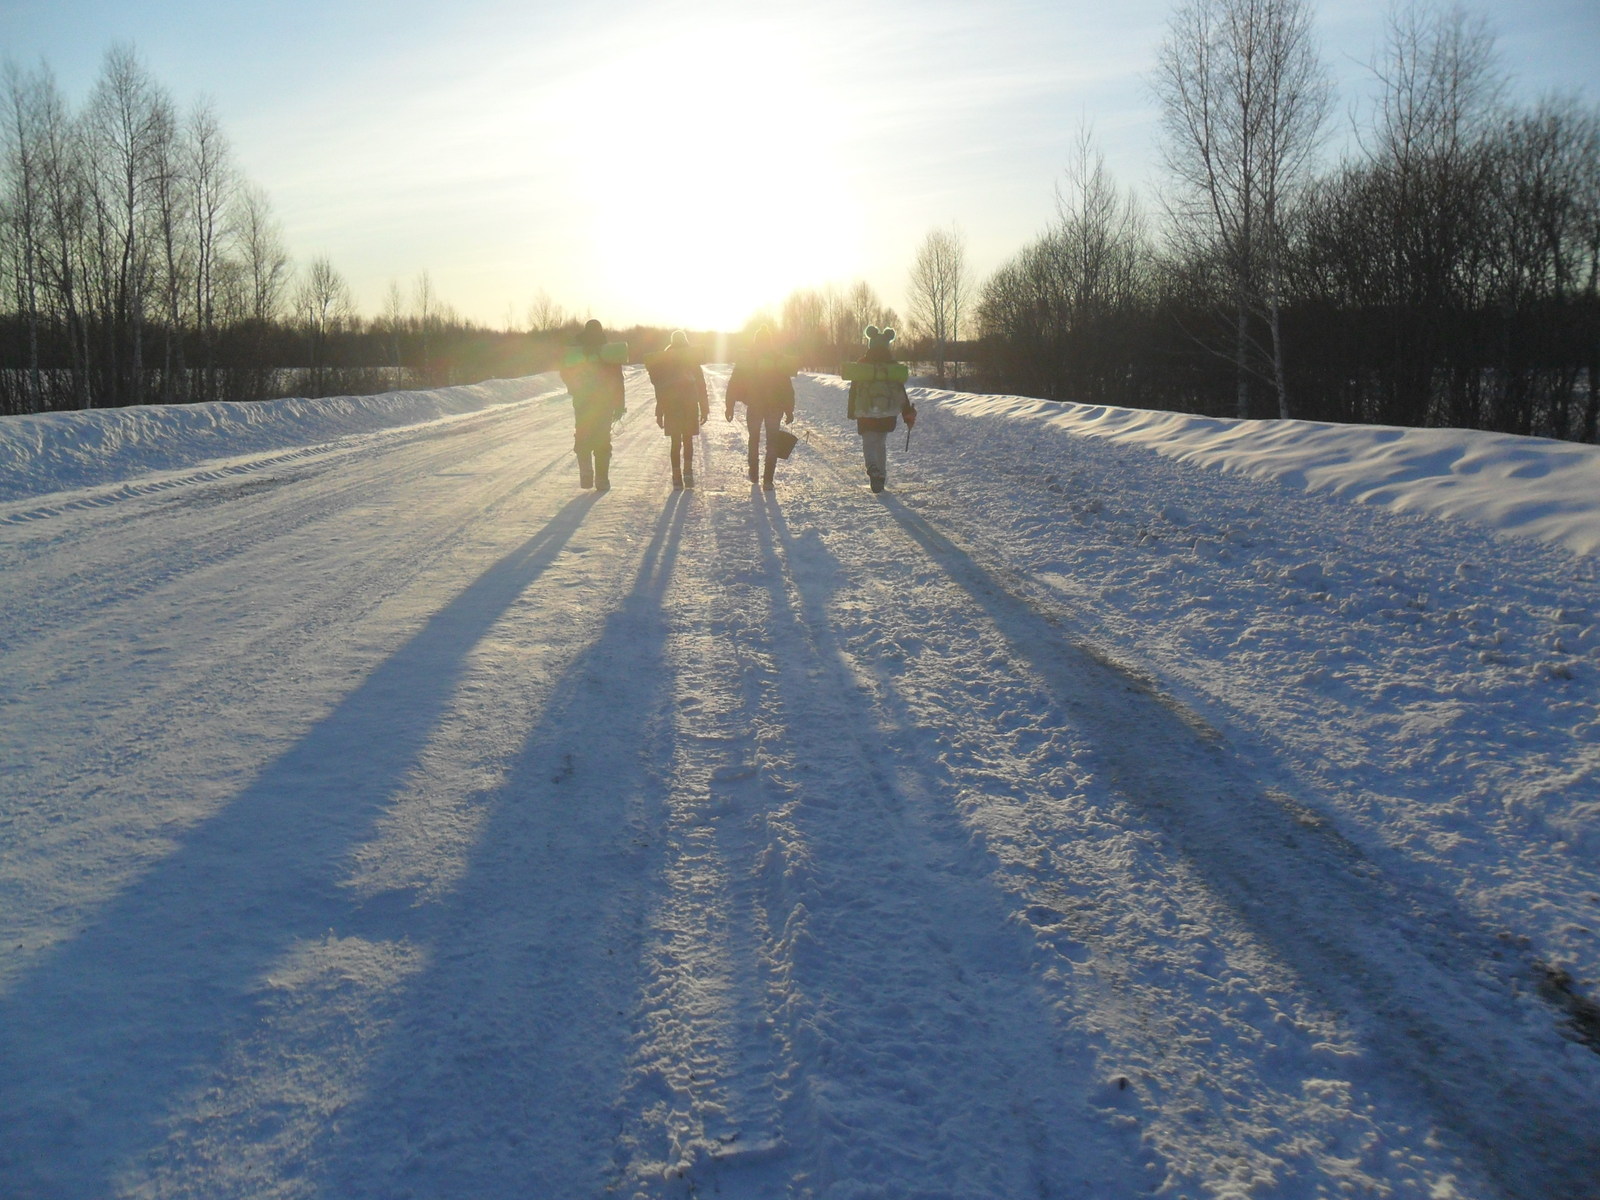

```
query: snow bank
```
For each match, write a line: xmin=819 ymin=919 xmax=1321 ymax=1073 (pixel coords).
xmin=6 ymin=374 xmax=1597 ymax=558
xmin=929 ymin=389 xmax=1600 ymax=557
xmin=0 ymin=376 xmax=560 ymax=502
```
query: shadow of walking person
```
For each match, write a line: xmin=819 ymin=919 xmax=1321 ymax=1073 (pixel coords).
xmin=0 ymin=495 xmax=603 ymax=1198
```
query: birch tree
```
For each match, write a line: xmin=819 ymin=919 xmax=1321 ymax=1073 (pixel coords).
xmin=1155 ymin=0 xmax=1330 ymax=418
xmin=1 ymin=64 xmax=50 ymax=411
xmin=294 ymin=254 xmax=353 ymax=392
xmin=186 ymin=101 xmax=234 ymax=401
xmin=232 ymin=180 xmax=289 ymax=325
xmin=413 ymin=268 xmax=438 ymax=384
xmin=148 ymin=93 xmax=189 ymax=404
xmin=84 ymin=44 xmax=170 ymax=406
xmin=907 ymin=224 xmax=971 ymax=384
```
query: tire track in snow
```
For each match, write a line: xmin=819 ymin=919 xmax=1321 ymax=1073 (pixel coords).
xmin=0 ymin=397 xmax=586 ymax=953
xmin=0 ymin=488 xmax=617 ymax=1197
xmin=0 ymin=395 xmax=574 ymax=651
xmin=6 ymin=375 xmax=673 ymax=1196
xmin=0 ymin=388 xmax=566 ymax=527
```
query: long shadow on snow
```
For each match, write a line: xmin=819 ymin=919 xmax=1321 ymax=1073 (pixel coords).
xmin=0 ymin=493 xmax=602 ymax=1199
xmin=304 ymin=491 xmax=690 ymax=1198
xmin=877 ymin=493 xmax=1600 ymax=1199
xmin=724 ymin=492 xmax=1148 ymax=1198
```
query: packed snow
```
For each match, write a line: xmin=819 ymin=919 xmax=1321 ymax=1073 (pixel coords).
xmin=1 ymin=368 xmax=1597 ymax=1199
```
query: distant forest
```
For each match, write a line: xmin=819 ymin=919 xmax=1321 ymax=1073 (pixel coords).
xmin=789 ymin=2 xmax=1600 ymax=444
xmin=4 ymin=2 xmax=1599 ymax=444
xmin=0 ymin=46 xmax=632 ymax=416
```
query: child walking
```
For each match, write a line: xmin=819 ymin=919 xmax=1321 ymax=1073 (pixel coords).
xmin=844 ymin=326 xmax=917 ymax=493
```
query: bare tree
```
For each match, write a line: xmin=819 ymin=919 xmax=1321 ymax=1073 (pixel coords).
xmin=1 ymin=63 xmax=51 ymax=411
xmin=525 ymin=288 xmax=567 ymax=333
xmin=186 ymin=100 xmax=234 ymax=402
xmin=975 ymin=133 xmax=1153 ymax=407
xmin=1354 ymin=2 xmax=1506 ymax=427
xmin=820 ymin=283 xmax=849 ymax=359
xmin=231 ymin=180 xmax=289 ymax=326
xmin=379 ymin=279 xmax=406 ymax=379
xmin=906 ymin=224 xmax=972 ymax=385
xmin=83 ymin=44 xmax=171 ymax=406
xmin=780 ymin=286 xmax=829 ymax=368
xmin=1056 ymin=127 xmax=1148 ymax=321
xmin=844 ymin=280 xmax=896 ymax=341
xmin=147 ymin=91 xmax=188 ymax=404
xmin=1050 ymin=125 xmax=1151 ymax=399
xmin=1362 ymin=3 xmax=1503 ymax=174
xmin=1578 ymin=107 xmax=1600 ymax=442
xmin=294 ymin=254 xmax=353 ymax=391
xmin=31 ymin=64 xmax=91 ymax=408
xmin=1487 ymin=96 xmax=1599 ymax=436
xmin=413 ymin=268 xmax=439 ymax=384
xmin=1155 ymin=0 xmax=1330 ymax=418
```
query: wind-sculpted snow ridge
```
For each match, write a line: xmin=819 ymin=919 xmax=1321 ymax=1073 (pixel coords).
xmin=934 ymin=388 xmax=1600 ymax=557
xmin=1 ymin=367 xmax=1597 ymax=1198
xmin=0 ymin=376 xmax=564 ymax=502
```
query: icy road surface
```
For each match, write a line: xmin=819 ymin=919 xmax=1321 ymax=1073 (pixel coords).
xmin=2 ymin=368 xmax=1598 ymax=1199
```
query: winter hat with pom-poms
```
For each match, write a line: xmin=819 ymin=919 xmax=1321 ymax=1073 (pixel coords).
xmin=863 ymin=324 xmax=897 ymax=361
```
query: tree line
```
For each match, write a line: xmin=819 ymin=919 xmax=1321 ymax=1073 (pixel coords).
xmin=7 ymin=7 xmax=1599 ymax=445
xmin=0 ymin=47 xmax=600 ymax=417
xmin=971 ymin=0 xmax=1600 ymax=442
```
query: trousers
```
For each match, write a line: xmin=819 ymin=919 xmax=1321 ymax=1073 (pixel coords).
xmin=746 ymin=410 xmax=782 ymax=481
xmin=860 ymin=429 xmax=888 ymax=486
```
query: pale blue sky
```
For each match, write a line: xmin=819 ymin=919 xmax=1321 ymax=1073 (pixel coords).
xmin=5 ymin=0 xmax=1596 ymax=329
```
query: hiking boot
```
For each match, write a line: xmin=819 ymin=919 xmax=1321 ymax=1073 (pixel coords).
xmin=577 ymin=451 xmax=594 ymax=489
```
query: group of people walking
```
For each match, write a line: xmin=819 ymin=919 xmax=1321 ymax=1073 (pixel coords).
xmin=557 ymin=319 xmax=917 ymax=494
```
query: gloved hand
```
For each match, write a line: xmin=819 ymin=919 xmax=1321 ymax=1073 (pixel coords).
xmin=656 ymin=412 xmax=664 ymax=428
xmin=903 ymin=405 xmax=918 ymax=429
xmin=783 ymin=410 xmax=793 ymax=425
xmin=725 ymin=407 xmax=734 ymax=423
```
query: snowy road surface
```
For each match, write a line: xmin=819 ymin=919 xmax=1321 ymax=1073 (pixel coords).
xmin=2 ymin=369 xmax=1598 ymax=1199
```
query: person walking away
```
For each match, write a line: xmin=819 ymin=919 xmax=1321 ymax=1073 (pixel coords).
xmin=644 ymin=330 xmax=710 ymax=488
xmin=843 ymin=325 xmax=916 ymax=493
xmin=559 ymin=319 xmax=627 ymax=490
xmin=724 ymin=326 xmax=796 ymax=490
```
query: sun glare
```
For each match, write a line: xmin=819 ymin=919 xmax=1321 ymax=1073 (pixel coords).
xmin=559 ymin=22 xmax=863 ymax=330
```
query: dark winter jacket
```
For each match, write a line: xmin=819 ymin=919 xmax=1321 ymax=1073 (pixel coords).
xmin=560 ymin=347 xmax=626 ymax=452
xmin=725 ymin=352 xmax=796 ymax=422
xmin=645 ymin=344 xmax=710 ymax=438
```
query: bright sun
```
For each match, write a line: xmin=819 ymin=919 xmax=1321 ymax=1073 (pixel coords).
xmin=562 ymin=22 xmax=863 ymax=330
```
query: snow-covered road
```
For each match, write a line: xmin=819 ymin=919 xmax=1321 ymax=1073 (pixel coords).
xmin=2 ymin=369 xmax=1598 ymax=1199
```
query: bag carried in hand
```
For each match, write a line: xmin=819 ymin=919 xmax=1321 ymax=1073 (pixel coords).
xmin=770 ymin=428 xmax=798 ymax=459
